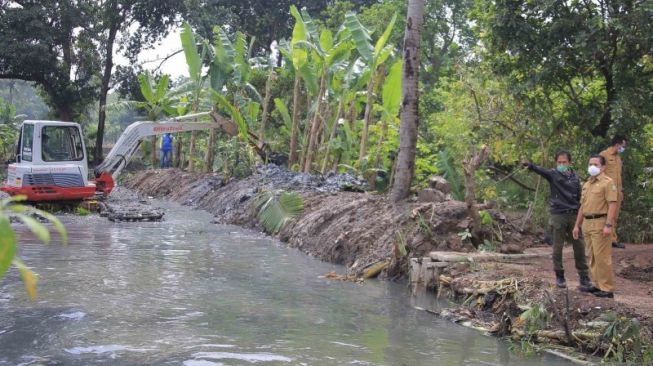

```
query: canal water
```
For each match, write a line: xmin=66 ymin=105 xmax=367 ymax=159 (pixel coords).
xmin=0 ymin=200 xmax=574 ymax=365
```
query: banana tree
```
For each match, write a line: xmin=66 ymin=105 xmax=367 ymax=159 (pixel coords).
xmin=110 ymin=72 xmax=177 ymax=168
xmin=180 ymin=23 xmax=259 ymax=172
xmin=344 ymin=11 xmax=397 ymax=166
xmin=373 ymin=59 xmax=402 ymax=170
xmin=282 ymin=5 xmax=318 ymax=167
xmin=301 ymin=28 xmax=354 ymax=173
xmin=258 ymin=62 xmax=276 ymax=148
xmin=321 ymin=60 xmax=368 ymax=173
xmin=180 ymin=21 xmax=210 ymax=172
xmin=206 ymin=25 xmax=234 ymax=172
xmin=212 ymin=29 xmax=261 ymax=112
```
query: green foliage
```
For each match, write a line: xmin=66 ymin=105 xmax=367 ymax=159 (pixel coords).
xmin=416 ymin=213 xmax=432 ymax=237
xmin=474 ymin=0 xmax=653 ymax=138
xmin=181 ymin=22 xmax=203 ymax=83
xmin=479 ymin=210 xmax=493 ymax=226
xmin=478 ymin=239 xmax=496 ymax=252
xmin=600 ymin=312 xmax=653 ymax=363
xmin=394 ymin=230 xmax=408 ymax=257
xmin=212 ymin=137 xmax=256 ymax=179
xmin=0 ymin=2 xmax=99 ymax=119
xmin=0 ymin=80 xmax=49 ymax=120
xmin=212 ymin=92 xmax=249 ymax=141
xmin=508 ymin=337 xmax=539 ymax=358
xmin=435 ymin=150 xmax=464 ymax=200
xmin=253 ymin=189 xmax=304 ymax=234
xmin=381 ymin=59 xmax=402 ymax=121
xmin=343 ymin=12 xmax=374 ymax=64
xmin=0 ymin=122 xmax=18 ymax=163
xmin=75 ymin=207 xmax=91 ymax=216
xmin=518 ymin=303 xmax=550 ymax=334
xmin=0 ymin=214 xmax=16 ymax=279
xmin=0 ymin=195 xmax=67 ymax=300
xmin=457 ymin=228 xmax=472 ymax=242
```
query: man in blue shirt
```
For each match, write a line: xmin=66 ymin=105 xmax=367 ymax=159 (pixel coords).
xmin=160 ymin=133 xmax=173 ymax=168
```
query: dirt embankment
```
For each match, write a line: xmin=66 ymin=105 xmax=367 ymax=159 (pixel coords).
xmin=123 ymin=165 xmax=534 ymax=278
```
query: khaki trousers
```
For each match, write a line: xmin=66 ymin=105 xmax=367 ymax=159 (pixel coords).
xmin=582 ymin=218 xmax=615 ymax=292
xmin=612 ymin=195 xmax=622 ymax=242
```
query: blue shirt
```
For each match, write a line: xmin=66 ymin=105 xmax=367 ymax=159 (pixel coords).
xmin=161 ymin=134 xmax=173 ymax=152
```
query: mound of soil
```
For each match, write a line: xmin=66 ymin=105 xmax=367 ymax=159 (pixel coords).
xmin=123 ymin=166 xmax=535 ymax=278
xmin=619 ymin=265 xmax=653 ymax=282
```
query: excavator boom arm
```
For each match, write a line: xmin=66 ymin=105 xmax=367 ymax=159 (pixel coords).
xmin=92 ymin=111 xmax=266 ymax=197
xmin=94 ymin=112 xmax=221 ymax=179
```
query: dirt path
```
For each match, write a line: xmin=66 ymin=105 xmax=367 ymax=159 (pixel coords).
xmin=516 ymin=244 xmax=653 ymax=316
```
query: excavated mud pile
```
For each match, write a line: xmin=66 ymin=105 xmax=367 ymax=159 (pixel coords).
xmin=100 ymin=187 xmax=164 ymax=222
xmin=124 ymin=165 xmax=537 ymax=278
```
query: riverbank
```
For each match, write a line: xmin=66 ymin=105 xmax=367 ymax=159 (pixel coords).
xmin=123 ymin=165 xmax=535 ymax=277
xmin=123 ymin=166 xmax=653 ymax=363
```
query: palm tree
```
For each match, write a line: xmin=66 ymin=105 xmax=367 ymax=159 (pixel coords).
xmin=391 ymin=0 xmax=424 ymax=202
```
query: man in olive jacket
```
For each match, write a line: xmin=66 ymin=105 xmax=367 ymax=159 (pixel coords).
xmin=524 ymin=150 xmax=592 ymax=290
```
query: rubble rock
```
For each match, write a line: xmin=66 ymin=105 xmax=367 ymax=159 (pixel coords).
xmin=418 ymin=188 xmax=448 ymax=203
xmin=428 ymin=175 xmax=451 ymax=194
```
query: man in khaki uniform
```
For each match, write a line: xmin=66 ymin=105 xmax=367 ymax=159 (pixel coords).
xmin=599 ymin=135 xmax=627 ymax=248
xmin=573 ymin=155 xmax=618 ymax=298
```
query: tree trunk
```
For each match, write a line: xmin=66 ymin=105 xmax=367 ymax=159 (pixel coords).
xmin=358 ymin=73 xmax=376 ymax=165
xmin=321 ymin=99 xmax=344 ymax=174
xmin=188 ymin=131 xmax=197 ymax=171
xmin=205 ymin=128 xmax=216 ymax=172
xmin=288 ymin=75 xmax=301 ymax=167
xmin=592 ymin=66 xmax=615 ymax=138
xmin=374 ymin=118 xmax=389 ymax=169
xmin=174 ymin=134 xmax=183 ymax=168
xmin=303 ymin=73 xmax=327 ymax=173
xmin=462 ymin=145 xmax=489 ymax=248
xmin=56 ymin=106 xmax=74 ymax=122
xmin=259 ymin=70 xmax=275 ymax=148
xmin=391 ymin=0 xmax=425 ymax=202
xmin=151 ymin=136 xmax=157 ymax=167
xmin=95 ymin=8 xmax=120 ymax=164
xmin=299 ymin=95 xmax=313 ymax=172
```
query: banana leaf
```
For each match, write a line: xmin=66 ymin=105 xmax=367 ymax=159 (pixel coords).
xmin=344 ymin=12 xmax=374 ymax=64
xmin=180 ymin=22 xmax=202 ymax=82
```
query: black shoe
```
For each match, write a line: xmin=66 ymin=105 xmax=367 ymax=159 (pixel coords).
xmin=593 ymin=290 xmax=614 ymax=298
xmin=578 ymin=275 xmax=593 ymax=292
xmin=580 ymin=286 xmax=600 ymax=293
xmin=612 ymin=242 xmax=626 ymax=249
xmin=555 ymin=270 xmax=567 ymax=288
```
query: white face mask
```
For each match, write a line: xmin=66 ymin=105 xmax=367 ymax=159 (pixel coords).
xmin=588 ymin=165 xmax=601 ymax=176
xmin=618 ymin=146 xmax=625 ymax=153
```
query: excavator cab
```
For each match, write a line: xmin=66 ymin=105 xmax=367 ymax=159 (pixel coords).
xmin=2 ymin=121 xmax=96 ymax=201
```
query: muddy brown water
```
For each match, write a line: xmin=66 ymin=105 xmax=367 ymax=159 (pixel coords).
xmin=0 ymin=199 xmax=575 ymax=365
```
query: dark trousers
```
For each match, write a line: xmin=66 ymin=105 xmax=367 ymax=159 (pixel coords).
xmin=551 ymin=213 xmax=588 ymax=276
xmin=160 ymin=150 xmax=172 ymax=168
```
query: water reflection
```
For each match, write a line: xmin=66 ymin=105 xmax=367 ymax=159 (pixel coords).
xmin=0 ymin=202 xmax=574 ymax=365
